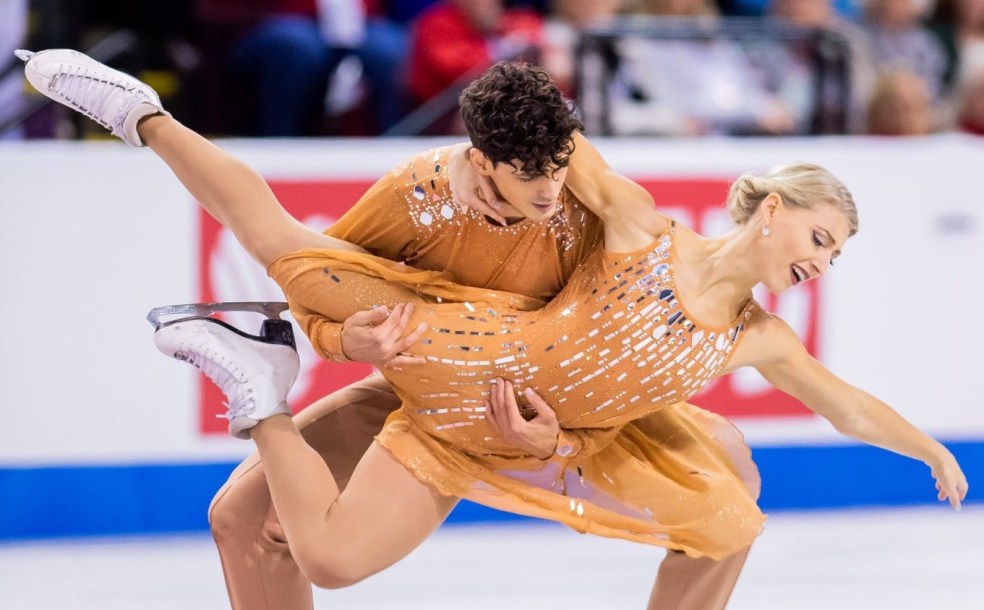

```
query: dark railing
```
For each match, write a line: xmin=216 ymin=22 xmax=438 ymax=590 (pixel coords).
xmin=574 ymin=16 xmax=851 ymax=136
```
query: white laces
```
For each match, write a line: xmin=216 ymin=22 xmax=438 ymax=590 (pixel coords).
xmin=174 ymin=347 xmax=256 ymax=421
xmin=49 ymin=66 xmax=146 ymax=135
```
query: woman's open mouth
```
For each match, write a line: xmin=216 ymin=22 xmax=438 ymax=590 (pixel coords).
xmin=790 ymin=264 xmax=808 ymax=286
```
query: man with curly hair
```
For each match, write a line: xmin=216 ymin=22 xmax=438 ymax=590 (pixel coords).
xmin=209 ymin=61 xmax=749 ymax=610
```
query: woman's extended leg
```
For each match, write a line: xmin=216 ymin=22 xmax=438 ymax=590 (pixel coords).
xmin=17 ymin=48 xmax=359 ymax=269
xmin=246 ymin=415 xmax=458 ymax=588
xmin=137 ymin=114 xmax=360 ymax=268
xmin=22 ymin=48 xmax=454 ymax=585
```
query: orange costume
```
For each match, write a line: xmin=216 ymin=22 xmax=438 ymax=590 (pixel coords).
xmin=272 ymin=209 xmax=764 ymax=558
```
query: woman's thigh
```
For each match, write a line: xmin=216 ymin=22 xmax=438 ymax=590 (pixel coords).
xmin=307 ymin=441 xmax=459 ymax=585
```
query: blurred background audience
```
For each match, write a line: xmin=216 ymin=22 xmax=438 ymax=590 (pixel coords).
xmin=3 ymin=0 xmax=984 ymax=138
xmin=607 ymin=0 xmax=800 ymax=136
xmin=0 ymin=0 xmax=28 ymax=140
xmin=866 ymin=68 xmax=936 ymax=133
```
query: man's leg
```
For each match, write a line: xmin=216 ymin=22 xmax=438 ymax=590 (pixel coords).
xmin=647 ymin=546 xmax=751 ymax=610
xmin=209 ymin=372 xmax=400 ymax=610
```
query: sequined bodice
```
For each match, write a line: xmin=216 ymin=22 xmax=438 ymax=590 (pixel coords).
xmin=385 ymin=226 xmax=756 ymax=448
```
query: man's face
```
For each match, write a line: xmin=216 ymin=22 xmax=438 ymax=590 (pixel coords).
xmin=471 ymin=151 xmax=568 ymax=222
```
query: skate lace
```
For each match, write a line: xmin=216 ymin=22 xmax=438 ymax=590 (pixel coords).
xmin=175 ymin=347 xmax=256 ymax=420
xmin=50 ymin=66 xmax=146 ymax=133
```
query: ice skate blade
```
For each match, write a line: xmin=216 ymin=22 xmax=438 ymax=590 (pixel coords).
xmin=151 ymin=311 xmax=296 ymax=349
xmin=147 ymin=302 xmax=294 ymax=348
xmin=146 ymin=302 xmax=290 ymax=329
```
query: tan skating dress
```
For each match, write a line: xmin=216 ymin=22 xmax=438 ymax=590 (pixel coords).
xmin=269 ymin=224 xmax=765 ymax=559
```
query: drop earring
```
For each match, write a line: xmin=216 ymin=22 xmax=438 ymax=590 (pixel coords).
xmin=761 ymin=226 xmax=771 ymax=237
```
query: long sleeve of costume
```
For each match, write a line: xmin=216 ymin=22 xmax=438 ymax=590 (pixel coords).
xmin=309 ymin=170 xmax=420 ymax=361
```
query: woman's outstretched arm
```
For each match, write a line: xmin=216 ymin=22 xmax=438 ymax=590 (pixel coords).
xmin=733 ymin=314 xmax=968 ymax=509
xmin=138 ymin=115 xmax=366 ymax=267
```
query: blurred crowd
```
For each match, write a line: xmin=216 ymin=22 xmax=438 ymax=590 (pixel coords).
xmin=2 ymin=0 xmax=984 ymax=138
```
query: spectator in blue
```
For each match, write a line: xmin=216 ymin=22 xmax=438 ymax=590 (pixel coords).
xmin=358 ymin=0 xmax=438 ymax=132
xmin=198 ymin=0 xmax=364 ymax=136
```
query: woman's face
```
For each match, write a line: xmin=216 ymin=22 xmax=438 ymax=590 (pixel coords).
xmin=756 ymin=196 xmax=852 ymax=294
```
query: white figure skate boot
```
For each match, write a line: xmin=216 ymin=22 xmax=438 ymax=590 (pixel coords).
xmin=16 ymin=48 xmax=167 ymax=146
xmin=149 ymin=302 xmax=299 ymax=440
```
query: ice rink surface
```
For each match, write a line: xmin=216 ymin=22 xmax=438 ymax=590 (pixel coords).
xmin=1 ymin=504 xmax=980 ymax=609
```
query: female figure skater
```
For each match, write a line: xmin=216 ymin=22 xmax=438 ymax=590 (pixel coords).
xmin=18 ymin=48 xmax=967 ymax=593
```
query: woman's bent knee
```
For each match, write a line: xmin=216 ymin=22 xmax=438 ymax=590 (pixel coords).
xmin=302 ymin=556 xmax=373 ymax=590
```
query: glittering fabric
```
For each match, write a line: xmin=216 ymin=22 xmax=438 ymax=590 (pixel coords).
xmin=271 ymin=222 xmax=764 ymax=559
xmin=325 ymin=146 xmax=603 ymax=302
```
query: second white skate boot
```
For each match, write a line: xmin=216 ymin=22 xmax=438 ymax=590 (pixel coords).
xmin=150 ymin=303 xmax=299 ymax=440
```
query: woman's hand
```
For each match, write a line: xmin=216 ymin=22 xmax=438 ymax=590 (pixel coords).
xmin=928 ymin=447 xmax=969 ymax=510
xmin=742 ymin=315 xmax=970 ymax=512
xmin=447 ymin=143 xmax=507 ymax=226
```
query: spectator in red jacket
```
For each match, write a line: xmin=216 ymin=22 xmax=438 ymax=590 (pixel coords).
xmin=406 ymin=0 xmax=543 ymax=108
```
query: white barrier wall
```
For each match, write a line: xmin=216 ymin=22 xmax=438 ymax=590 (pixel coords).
xmin=1 ymin=135 xmax=982 ymax=466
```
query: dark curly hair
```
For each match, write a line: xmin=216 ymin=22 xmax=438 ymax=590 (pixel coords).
xmin=459 ymin=62 xmax=584 ymax=177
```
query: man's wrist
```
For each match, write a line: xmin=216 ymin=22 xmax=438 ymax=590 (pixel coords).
xmin=553 ymin=429 xmax=577 ymax=458
xmin=325 ymin=324 xmax=353 ymax=363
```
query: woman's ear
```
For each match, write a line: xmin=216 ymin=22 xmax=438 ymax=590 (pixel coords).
xmin=761 ymin=192 xmax=783 ymax=223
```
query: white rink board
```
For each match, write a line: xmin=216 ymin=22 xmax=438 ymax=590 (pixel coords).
xmin=0 ymin=135 xmax=981 ymax=465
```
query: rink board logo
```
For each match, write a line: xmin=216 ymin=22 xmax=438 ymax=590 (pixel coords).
xmin=197 ymin=178 xmax=818 ymax=435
